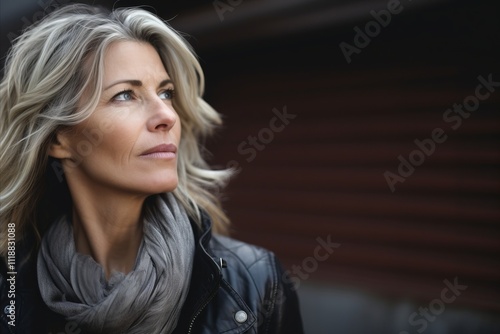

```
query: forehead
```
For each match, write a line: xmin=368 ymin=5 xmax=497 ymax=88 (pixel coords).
xmin=102 ymin=41 xmax=169 ymax=82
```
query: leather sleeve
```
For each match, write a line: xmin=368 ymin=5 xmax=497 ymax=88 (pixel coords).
xmin=261 ymin=254 xmax=304 ymax=334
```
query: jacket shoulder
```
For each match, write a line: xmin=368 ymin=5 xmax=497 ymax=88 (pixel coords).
xmin=208 ymin=235 xmax=303 ymax=334
xmin=210 ymin=235 xmax=278 ymax=306
xmin=211 ymin=235 xmax=275 ymax=272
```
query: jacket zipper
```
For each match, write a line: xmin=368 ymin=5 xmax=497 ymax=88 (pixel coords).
xmin=186 ymin=214 xmax=222 ymax=334
xmin=187 ymin=242 xmax=221 ymax=333
xmin=186 ymin=282 xmax=219 ymax=334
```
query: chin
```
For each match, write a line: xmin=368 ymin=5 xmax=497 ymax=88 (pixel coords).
xmin=137 ymin=172 xmax=178 ymax=194
xmin=150 ymin=179 xmax=178 ymax=194
xmin=161 ymin=183 xmax=178 ymax=193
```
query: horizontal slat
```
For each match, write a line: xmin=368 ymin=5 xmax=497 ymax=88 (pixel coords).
xmin=225 ymin=189 xmax=500 ymax=223
xmin=223 ymin=166 xmax=500 ymax=194
xmin=238 ymin=233 xmax=500 ymax=281
xmin=217 ymin=117 xmax=500 ymax=141
xmin=213 ymin=94 xmax=500 ymax=121
xmin=210 ymin=65 xmax=494 ymax=97
xmin=210 ymin=142 xmax=500 ymax=166
xmin=228 ymin=210 xmax=500 ymax=253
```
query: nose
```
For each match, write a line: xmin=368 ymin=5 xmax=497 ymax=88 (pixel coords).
xmin=146 ymin=96 xmax=177 ymax=132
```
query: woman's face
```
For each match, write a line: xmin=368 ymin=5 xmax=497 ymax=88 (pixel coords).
xmin=56 ymin=41 xmax=181 ymax=196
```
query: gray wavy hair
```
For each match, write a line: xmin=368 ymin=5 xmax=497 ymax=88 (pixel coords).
xmin=0 ymin=4 xmax=231 ymax=257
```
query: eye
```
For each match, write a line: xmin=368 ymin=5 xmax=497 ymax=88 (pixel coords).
xmin=112 ymin=90 xmax=133 ymax=101
xmin=159 ymin=89 xmax=175 ymax=100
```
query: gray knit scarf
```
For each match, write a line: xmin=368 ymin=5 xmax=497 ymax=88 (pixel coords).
xmin=37 ymin=193 xmax=194 ymax=334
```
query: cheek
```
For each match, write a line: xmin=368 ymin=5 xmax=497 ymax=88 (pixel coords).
xmin=96 ymin=128 xmax=137 ymax=164
xmin=69 ymin=119 xmax=132 ymax=165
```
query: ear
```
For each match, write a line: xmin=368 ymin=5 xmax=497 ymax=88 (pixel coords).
xmin=48 ymin=131 xmax=73 ymax=159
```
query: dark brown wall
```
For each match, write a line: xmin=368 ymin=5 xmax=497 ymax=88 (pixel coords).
xmin=183 ymin=0 xmax=500 ymax=313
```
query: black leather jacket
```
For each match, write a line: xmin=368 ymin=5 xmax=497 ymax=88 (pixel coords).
xmin=0 ymin=215 xmax=303 ymax=334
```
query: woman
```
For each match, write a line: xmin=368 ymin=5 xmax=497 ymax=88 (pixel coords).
xmin=0 ymin=4 xmax=303 ymax=334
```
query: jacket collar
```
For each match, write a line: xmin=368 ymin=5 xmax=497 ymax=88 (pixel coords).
xmin=174 ymin=213 xmax=256 ymax=334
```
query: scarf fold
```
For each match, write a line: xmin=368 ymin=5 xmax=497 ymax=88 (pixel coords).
xmin=37 ymin=193 xmax=195 ymax=334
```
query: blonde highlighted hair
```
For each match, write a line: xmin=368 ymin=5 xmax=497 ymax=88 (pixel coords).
xmin=0 ymin=4 xmax=231 ymax=257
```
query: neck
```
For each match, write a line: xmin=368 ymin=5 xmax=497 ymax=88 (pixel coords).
xmin=67 ymin=181 xmax=146 ymax=279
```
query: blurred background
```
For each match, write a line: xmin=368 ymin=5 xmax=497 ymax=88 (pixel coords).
xmin=1 ymin=0 xmax=499 ymax=333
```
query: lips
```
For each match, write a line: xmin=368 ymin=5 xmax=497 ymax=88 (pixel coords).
xmin=140 ymin=144 xmax=177 ymax=157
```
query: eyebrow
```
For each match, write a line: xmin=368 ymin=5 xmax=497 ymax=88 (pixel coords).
xmin=104 ymin=79 xmax=174 ymax=91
